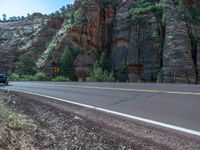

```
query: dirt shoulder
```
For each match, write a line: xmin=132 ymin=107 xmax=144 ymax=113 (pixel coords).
xmin=0 ymin=90 xmax=200 ymax=150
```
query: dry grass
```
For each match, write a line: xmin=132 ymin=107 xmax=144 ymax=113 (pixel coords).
xmin=0 ymin=93 xmax=37 ymax=131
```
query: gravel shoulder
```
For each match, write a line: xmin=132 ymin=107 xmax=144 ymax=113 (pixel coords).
xmin=0 ymin=90 xmax=200 ymax=150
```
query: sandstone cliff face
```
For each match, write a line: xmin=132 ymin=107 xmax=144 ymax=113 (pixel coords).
xmin=0 ymin=13 xmax=63 ymax=72
xmin=162 ymin=0 xmax=197 ymax=83
xmin=0 ymin=0 xmax=200 ymax=84
xmin=71 ymin=0 xmax=102 ymax=78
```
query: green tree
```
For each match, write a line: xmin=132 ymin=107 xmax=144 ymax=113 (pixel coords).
xmin=115 ymin=61 xmax=129 ymax=82
xmin=86 ymin=63 xmax=114 ymax=82
xmin=60 ymin=48 xmax=74 ymax=80
xmin=2 ymin=14 xmax=6 ymax=21
xmin=97 ymin=52 xmax=110 ymax=71
xmin=60 ymin=6 xmax=66 ymax=14
xmin=178 ymin=0 xmax=185 ymax=17
xmin=15 ymin=53 xmax=37 ymax=75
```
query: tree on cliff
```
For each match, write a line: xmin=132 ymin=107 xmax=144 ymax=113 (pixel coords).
xmin=15 ymin=53 xmax=37 ymax=75
xmin=60 ymin=48 xmax=75 ymax=80
xmin=85 ymin=53 xmax=114 ymax=82
xmin=2 ymin=14 xmax=7 ymax=21
xmin=115 ymin=61 xmax=129 ymax=82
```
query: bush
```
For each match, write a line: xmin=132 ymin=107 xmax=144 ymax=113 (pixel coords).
xmin=86 ymin=64 xmax=114 ymax=82
xmin=52 ymin=76 xmax=71 ymax=82
xmin=115 ymin=61 xmax=129 ymax=82
xmin=130 ymin=3 xmax=165 ymax=16
xmin=0 ymin=94 xmax=37 ymax=131
xmin=130 ymin=2 xmax=165 ymax=24
xmin=10 ymin=73 xmax=20 ymax=81
xmin=101 ymin=0 xmax=122 ymax=6
xmin=34 ymin=72 xmax=46 ymax=81
xmin=20 ymin=75 xmax=35 ymax=81
xmin=15 ymin=53 xmax=37 ymax=76
xmin=10 ymin=72 xmax=46 ymax=81
xmin=60 ymin=48 xmax=75 ymax=80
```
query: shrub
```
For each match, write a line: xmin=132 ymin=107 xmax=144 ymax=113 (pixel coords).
xmin=130 ymin=2 xmax=165 ymax=25
xmin=52 ymin=76 xmax=71 ymax=82
xmin=98 ymin=52 xmax=110 ymax=71
xmin=60 ymin=48 xmax=75 ymax=80
xmin=86 ymin=63 xmax=114 ymax=82
xmin=10 ymin=73 xmax=20 ymax=81
xmin=20 ymin=75 xmax=35 ymax=81
xmin=187 ymin=7 xmax=200 ymax=22
xmin=80 ymin=0 xmax=92 ymax=5
xmin=130 ymin=3 xmax=165 ymax=16
xmin=15 ymin=53 xmax=37 ymax=76
xmin=115 ymin=61 xmax=129 ymax=82
xmin=64 ymin=9 xmax=81 ymax=32
xmin=0 ymin=94 xmax=37 ymax=131
xmin=34 ymin=72 xmax=46 ymax=81
xmin=101 ymin=0 xmax=122 ymax=6
xmin=73 ymin=47 xmax=81 ymax=56
xmin=10 ymin=72 xmax=46 ymax=81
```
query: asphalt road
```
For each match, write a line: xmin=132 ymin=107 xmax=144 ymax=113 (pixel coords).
xmin=1 ymin=81 xmax=200 ymax=135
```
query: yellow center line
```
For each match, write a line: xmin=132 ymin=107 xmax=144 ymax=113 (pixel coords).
xmin=8 ymin=83 xmax=200 ymax=96
xmin=64 ymin=85 xmax=200 ymax=96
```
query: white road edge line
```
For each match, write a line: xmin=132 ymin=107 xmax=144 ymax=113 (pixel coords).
xmin=6 ymin=89 xmax=200 ymax=137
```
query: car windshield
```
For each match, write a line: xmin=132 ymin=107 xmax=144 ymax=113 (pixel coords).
xmin=0 ymin=74 xmax=5 ymax=78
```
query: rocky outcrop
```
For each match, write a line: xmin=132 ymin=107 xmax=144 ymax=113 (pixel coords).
xmin=111 ymin=1 xmax=163 ymax=82
xmin=162 ymin=0 xmax=197 ymax=84
xmin=0 ymin=14 xmax=63 ymax=72
xmin=71 ymin=0 xmax=102 ymax=78
xmin=190 ymin=17 xmax=200 ymax=83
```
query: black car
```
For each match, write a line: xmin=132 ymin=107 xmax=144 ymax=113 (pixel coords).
xmin=0 ymin=73 xmax=9 ymax=86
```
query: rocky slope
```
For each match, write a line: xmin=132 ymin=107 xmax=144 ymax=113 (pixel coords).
xmin=0 ymin=0 xmax=200 ymax=83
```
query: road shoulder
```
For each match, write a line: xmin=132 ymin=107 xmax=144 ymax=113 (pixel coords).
xmin=1 ymin=90 xmax=200 ymax=150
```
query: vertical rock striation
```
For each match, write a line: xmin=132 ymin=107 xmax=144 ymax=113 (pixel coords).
xmin=162 ymin=0 xmax=197 ymax=83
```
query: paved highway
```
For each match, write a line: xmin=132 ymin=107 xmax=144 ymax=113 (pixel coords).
xmin=1 ymin=82 xmax=200 ymax=136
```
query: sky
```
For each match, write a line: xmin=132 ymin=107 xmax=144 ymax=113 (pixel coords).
xmin=0 ymin=0 xmax=74 ymax=19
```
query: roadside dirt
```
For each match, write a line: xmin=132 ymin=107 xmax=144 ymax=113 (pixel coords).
xmin=0 ymin=90 xmax=200 ymax=150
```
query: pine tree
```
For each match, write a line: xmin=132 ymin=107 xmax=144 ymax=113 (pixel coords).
xmin=60 ymin=48 xmax=74 ymax=80
xmin=116 ymin=61 xmax=129 ymax=82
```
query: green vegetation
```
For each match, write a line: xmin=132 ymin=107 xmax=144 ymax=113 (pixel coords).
xmin=177 ymin=0 xmax=185 ymax=17
xmin=187 ymin=7 xmax=200 ymax=22
xmin=97 ymin=52 xmax=110 ymax=72
xmin=115 ymin=61 xmax=129 ymax=82
xmin=46 ymin=42 xmax=57 ymax=58
xmin=85 ymin=53 xmax=114 ymax=82
xmin=50 ymin=4 xmax=73 ymax=18
xmin=11 ymin=72 xmax=46 ymax=81
xmin=80 ymin=0 xmax=92 ymax=5
xmin=2 ymin=14 xmax=6 ymax=21
xmin=15 ymin=53 xmax=37 ymax=76
xmin=34 ymin=72 xmax=46 ymax=81
xmin=0 ymin=94 xmax=37 ymax=131
xmin=156 ymin=68 xmax=164 ymax=82
xmin=64 ymin=9 xmax=81 ymax=32
xmin=73 ymin=47 xmax=82 ymax=56
xmin=12 ymin=53 xmax=46 ymax=81
xmin=130 ymin=1 xmax=165 ymax=25
xmin=0 ymin=13 xmax=27 ymax=22
xmin=130 ymin=3 xmax=165 ymax=16
xmin=86 ymin=63 xmax=114 ymax=82
xmin=52 ymin=76 xmax=71 ymax=82
xmin=60 ymin=48 xmax=75 ymax=80
xmin=101 ymin=0 xmax=122 ymax=6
